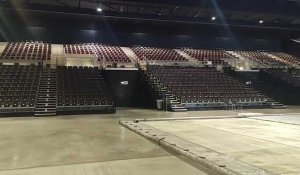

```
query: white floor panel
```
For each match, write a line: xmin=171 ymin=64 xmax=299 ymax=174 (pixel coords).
xmin=144 ymin=117 xmax=300 ymax=174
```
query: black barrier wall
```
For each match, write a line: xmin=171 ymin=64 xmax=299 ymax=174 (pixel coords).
xmin=103 ymin=70 xmax=156 ymax=108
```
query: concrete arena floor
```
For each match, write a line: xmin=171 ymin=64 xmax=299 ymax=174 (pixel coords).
xmin=0 ymin=107 xmax=300 ymax=174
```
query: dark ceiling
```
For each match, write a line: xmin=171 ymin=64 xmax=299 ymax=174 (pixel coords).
xmin=2 ymin=0 xmax=300 ymax=27
xmin=1 ymin=0 xmax=300 ymax=40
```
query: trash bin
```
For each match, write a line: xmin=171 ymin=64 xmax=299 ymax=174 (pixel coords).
xmin=156 ymin=100 xmax=164 ymax=110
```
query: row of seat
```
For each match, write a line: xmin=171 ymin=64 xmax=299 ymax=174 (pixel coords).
xmin=0 ymin=65 xmax=41 ymax=108
xmin=94 ymin=45 xmax=131 ymax=63
xmin=57 ymin=66 xmax=114 ymax=107
xmin=0 ymin=64 xmax=115 ymax=111
xmin=64 ymin=44 xmax=94 ymax=55
xmin=182 ymin=48 xmax=232 ymax=66
xmin=236 ymin=51 xmax=286 ymax=67
xmin=132 ymin=47 xmax=188 ymax=62
xmin=268 ymin=52 xmax=300 ymax=66
xmin=2 ymin=42 xmax=300 ymax=68
xmin=64 ymin=44 xmax=131 ymax=63
xmin=149 ymin=66 xmax=266 ymax=104
xmin=0 ymin=42 xmax=51 ymax=61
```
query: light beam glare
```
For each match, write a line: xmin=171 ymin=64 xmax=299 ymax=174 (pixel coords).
xmin=211 ymin=0 xmax=239 ymax=49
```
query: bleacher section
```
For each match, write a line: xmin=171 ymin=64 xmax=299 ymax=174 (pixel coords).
xmin=94 ymin=45 xmax=130 ymax=63
xmin=0 ymin=41 xmax=298 ymax=114
xmin=147 ymin=66 xmax=270 ymax=110
xmin=182 ymin=48 xmax=232 ymax=66
xmin=64 ymin=44 xmax=94 ymax=55
xmin=268 ymin=52 xmax=300 ymax=66
xmin=64 ymin=44 xmax=135 ymax=68
xmin=57 ymin=66 xmax=115 ymax=114
xmin=0 ymin=64 xmax=41 ymax=114
xmin=132 ymin=47 xmax=188 ymax=64
xmin=94 ymin=45 xmax=133 ymax=68
xmin=235 ymin=51 xmax=286 ymax=67
xmin=0 ymin=42 xmax=51 ymax=62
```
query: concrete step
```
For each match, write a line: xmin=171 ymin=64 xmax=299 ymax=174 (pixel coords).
xmin=40 ymin=83 xmax=57 ymax=85
xmin=38 ymin=94 xmax=56 ymax=96
xmin=40 ymin=76 xmax=56 ymax=79
xmin=36 ymin=101 xmax=56 ymax=104
xmin=35 ymin=106 xmax=56 ymax=110
xmin=37 ymin=95 xmax=56 ymax=98
xmin=38 ymin=94 xmax=56 ymax=97
xmin=37 ymin=97 xmax=56 ymax=99
xmin=171 ymin=106 xmax=188 ymax=112
xmin=36 ymin=105 xmax=56 ymax=108
xmin=167 ymin=99 xmax=176 ymax=102
xmin=170 ymin=101 xmax=181 ymax=105
xmin=40 ymin=79 xmax=57 ymax=81
xmin=36 ymin=71 xmax=57 ymax=115
xmin=36 ymin=104 xmax=56 ymax=107
xmin=38 ymin=92 xmax=56 ymax=94
xmin=271 ymin=104 xmax=287 ymax=109
xmin=39 ymin=89 xmax=57 ymax=92
xmin=39 ymin=85 xmax=57 ymax=87
xmin=35 ymin=110 xmax=57 ymax=113
xmin=34 ymin=113 xmax=57 ymax=117
xmin=37 ymin=100 xmax=56 ymax=103
xmin=39 ymin=88 xmax=57 ymax=90
xmin=40 ymin=79 xmax=56 ymax=81
xmin=38 ymin=91 xmax=56 ymax=93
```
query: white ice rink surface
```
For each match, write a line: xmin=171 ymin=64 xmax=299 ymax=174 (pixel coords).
xmin=144 ymin=114 xmax=300 ymax=174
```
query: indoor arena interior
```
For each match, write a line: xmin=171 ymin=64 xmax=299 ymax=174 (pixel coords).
xmin=1 ymin=0 xmax=300 ymax=174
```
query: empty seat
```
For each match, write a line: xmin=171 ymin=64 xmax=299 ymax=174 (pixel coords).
xmin=182 ymin=48 xmax=233 ymax=66
xmin=56 ymin=66 xmax=114 ymax=107
xmin=94 ymin=44 xmax=131 ymax=63
xmin=148 ymin=66 xmax=267 ymax=105
xmin=0 ymin=64 xmax=41 ymax=111
xmin=0 ymin=42 xmax=51 ymax=61
xmin=132 ymin=47 xmax=188 ymax=62
xmin=269 ymin=52 xmax=300 ymax=66
xmin=235 ymin=51 xmax=287 ymax=67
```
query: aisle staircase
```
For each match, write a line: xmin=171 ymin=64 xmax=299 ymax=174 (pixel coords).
xmin=174 ymin=49 xmax=200 ymax=66
xmin=35 ymin=68 xmax=57 ymax=116
xmin=143 ymin=70 xmax=187 ymax=112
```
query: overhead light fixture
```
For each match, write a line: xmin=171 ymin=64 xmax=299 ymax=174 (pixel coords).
xmin=97 ymin=7 xmax=102 ymax=12
xmin=120 ymin=5 xmax=125 ymax=12
xmin=259 ymin=20 xmax=264 ymax=24
xmin=211 ymin=16 xmax=216 ymax=21
xmin=158 ymin=11 xmax=162 ymax=16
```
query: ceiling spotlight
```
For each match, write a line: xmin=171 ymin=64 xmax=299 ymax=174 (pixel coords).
xmin=259 ymin=20 xmax=264 ymax=24
xmin=97 ymin=7 xmax=102 ymax=12
xmin=120 ymin=5 xmax=125 ymax=12
xmin=211 ymin=16 xmax=216 ymax=21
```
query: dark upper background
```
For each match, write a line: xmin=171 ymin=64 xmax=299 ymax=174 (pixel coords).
xmin=1 ymin=0 xmax=300 ymax=50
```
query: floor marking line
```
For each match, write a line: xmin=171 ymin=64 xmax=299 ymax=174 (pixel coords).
xmin=0 ymin=155 xmax=174 ymax=173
